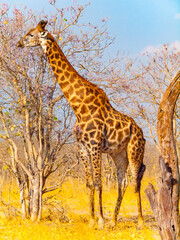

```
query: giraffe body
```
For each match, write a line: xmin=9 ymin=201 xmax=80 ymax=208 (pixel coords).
xmin=17 ymin=20 xmax=146 ymax=229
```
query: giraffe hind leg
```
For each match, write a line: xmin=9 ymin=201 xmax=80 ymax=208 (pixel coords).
xmin=110 ymin=150 xmax=129 ymax=227
xmin=127 ymin=137 xmax=146 ymax=228
xmin=135 ymin=163 xmax=146 ymax=229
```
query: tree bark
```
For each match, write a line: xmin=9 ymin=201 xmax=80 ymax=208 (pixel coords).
xmin=18 ymin=181 xmax=27 ymax=220
xmin=146 ymin=70 xmax=180 ymax=240
xmin=31 ymin=174 xmax=41 ymax=222
xmin=146 ymin=156 xmax=175 ymax=240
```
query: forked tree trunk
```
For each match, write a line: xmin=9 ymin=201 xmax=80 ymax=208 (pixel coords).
xmin=145 ymin=70 xmax=180 ymax=240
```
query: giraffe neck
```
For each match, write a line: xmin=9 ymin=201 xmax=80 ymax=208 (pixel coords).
xmin=40 ymin=33 xmax=90 ymax=114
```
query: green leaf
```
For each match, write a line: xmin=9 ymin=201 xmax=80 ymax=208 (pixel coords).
xmin=54 ymin=117 xmax=57 ymax=121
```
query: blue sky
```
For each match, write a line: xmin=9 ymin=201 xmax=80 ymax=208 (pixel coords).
xmin=1 ymin=0 xmax=180 ymax=56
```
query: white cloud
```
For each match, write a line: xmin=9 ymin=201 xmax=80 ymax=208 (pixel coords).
xmin=141 ymin=40 xmax=180 ymax=55
xmin=174 ymin=13 xmax=180 ymax=19
xmin=170 ymin=40 xmax=180 ymax=50
xmin=141 ymin=44 xmax=161 ymax=54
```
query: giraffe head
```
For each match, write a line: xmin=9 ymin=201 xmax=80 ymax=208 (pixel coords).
xmin=17 ymin=20 xmax=50 ymax=48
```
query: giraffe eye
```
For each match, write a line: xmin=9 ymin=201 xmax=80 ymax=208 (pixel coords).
xmin=40 ymin=31 xmax=48 ymax=37
xmin=29 ymin=34 xmax=34 ymax=37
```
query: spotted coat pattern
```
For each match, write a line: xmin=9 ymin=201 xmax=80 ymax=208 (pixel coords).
xmin=17 ymin=20 xmax=146 ymax=229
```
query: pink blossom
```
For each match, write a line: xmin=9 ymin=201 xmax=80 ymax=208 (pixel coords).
xmin=101 ymin=17 xmax=109 ymax=22
xmin=49 ymin=0 xmax=55 ymax=4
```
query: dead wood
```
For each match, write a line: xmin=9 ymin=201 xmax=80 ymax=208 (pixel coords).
xmin=145 ymin=70 xmax=180 ymax=240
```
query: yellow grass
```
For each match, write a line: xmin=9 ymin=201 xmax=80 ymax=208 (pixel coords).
xmin=0 ymin=177 xmax=160 ymax=240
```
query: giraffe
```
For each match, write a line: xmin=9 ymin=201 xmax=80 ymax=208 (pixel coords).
xmin=17 ymin=20 xmax=146 ymax=229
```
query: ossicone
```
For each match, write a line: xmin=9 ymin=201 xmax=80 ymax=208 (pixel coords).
xmin=37 ymin=20 xmax=48 ymax=31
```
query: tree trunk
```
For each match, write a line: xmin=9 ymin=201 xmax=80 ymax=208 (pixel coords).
xmin=19 ymin=182 xmax=27 ymax=220
xmin=146 ymin=70 xmax=180 ymax=240
xmin=31 ymin=174 xmax=41 ymax=222
xmin=146 ymin=156 xmax=175 ymax=240
xmin=37 ymin=171 xmax=43 ymax=222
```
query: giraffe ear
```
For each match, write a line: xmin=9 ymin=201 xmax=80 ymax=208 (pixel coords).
xmin=37 ymin=20 xmax=48 ymax=31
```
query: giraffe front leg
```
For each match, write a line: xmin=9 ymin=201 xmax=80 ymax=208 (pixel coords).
xmin=86 ymin=174 xmax=95 ymax=228
xmin=90 ymin=146 xmax=104 ymax=230
xmin=96 ymin=184 xmax=104 ymax=230
xmin=88 ymin=187 xmax=95 ymax=228
xmin=77 ymin=143 xmax=95 ymax=228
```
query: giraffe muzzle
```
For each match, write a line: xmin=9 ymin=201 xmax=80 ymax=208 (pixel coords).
xmin=16 ymin=38 xmax=24 ymax=48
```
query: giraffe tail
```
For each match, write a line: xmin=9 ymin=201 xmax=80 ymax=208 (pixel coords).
xmin=136 ymin=163 xmax=146 ymax=192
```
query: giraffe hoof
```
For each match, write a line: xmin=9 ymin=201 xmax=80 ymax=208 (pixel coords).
xmin=98 ymin=217 xmax=104 ymax=230
xmin=137 ymin=218 xmax=144 ymax=230
xmin=89 ymin=218 xmax=95 ymax=229
xmin=109 ymin=219 xmax=116 ymax=229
